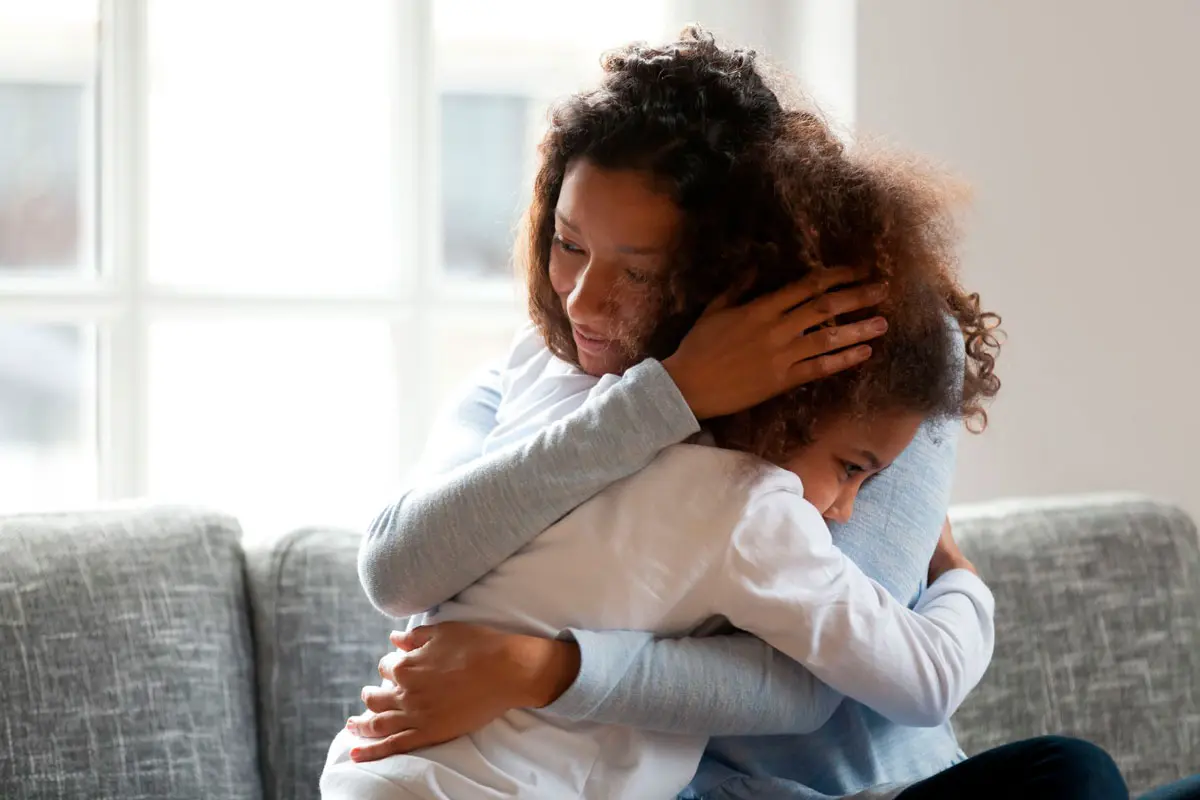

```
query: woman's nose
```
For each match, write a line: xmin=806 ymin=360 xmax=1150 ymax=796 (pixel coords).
xmin=566 ymin=264 xmax=612 ymax=324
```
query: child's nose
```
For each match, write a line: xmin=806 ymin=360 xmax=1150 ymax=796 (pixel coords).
xmin=824 ymin=496 xmax=856 ymax=525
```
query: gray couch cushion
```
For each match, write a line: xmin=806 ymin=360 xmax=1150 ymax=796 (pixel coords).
xmin=246 ymin=527 xmax=400 ymax=800
xmin=953 ymin=495 xmax=1200 ymax=793
xmin=0 ymin=505 xmax=262 ymax=800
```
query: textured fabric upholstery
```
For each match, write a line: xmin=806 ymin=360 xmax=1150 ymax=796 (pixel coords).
xmin=3 ymin=495 xmax=1197 ymax=798
xmin=0 ymin=505 xmax=261 ymax=800
xmin=952 ymin=495 xmax=1200 ymax=793
xmin=245 ymin=527 xmax=400 ymax=800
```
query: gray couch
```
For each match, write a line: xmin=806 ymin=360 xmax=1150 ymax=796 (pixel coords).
xmin=1 ymin=495 xmax=1197 ymax=799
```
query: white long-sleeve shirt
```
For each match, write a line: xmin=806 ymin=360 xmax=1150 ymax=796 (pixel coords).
xmin=322 ymin=328 xmax=994 ymax=800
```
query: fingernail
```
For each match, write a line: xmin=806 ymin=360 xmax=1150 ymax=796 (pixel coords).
xmin=871 ymin=317 xmax=888 ymax=332
xmin=871 ymin=285 xmax=887 ymax=299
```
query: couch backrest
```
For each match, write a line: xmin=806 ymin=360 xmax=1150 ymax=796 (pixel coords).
xmin=242 ymin=495 xmax=1200 ymax=798
xmin=244 ymin=527 xmax=397 ymax=800
xmin=0 ymin=506 xmax=263 ymax=800
xmin=952 ymin=495 xmax=1200 ymax=793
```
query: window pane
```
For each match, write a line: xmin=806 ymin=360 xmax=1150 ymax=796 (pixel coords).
xmin=147 ymin=320 xmax=402 ymax=539
xmin=146 ymin=1 xmax=396 ymax=292
xmin=0 ymin=322 xmax=96 ymax=510
xmin=440 ymin=93 xmax=532 ymax=278
xmin=0 ymin=1 xmax=98 ymax=276
xmin=434 ymin=1 xmax=672 ymax=279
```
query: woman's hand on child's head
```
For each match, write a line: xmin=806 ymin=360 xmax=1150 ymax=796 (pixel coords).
xmin=663 ymin=265 xmax=888 ymax=420
xmin=928 ymin=517 xmax=978 ymax=584
xmin=343 ymin=622 xmax=581 ymax=763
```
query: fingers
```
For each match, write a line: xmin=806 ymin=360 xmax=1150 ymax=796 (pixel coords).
xmin=346 ymin=708 xmax=413 ymax=739
xmin=390 ymin=625 xmax=434 ymax=652
xmin=348 ymin=729 xmax=428 ymax=762
xmin=782 ymin=285 xmax=888 ymax=338
xmin=788 ymin=317 xmax=887 ymax=366
xmin=377 ymin=650 xmax=404 ymax=683
xmin=785 ymin=345 xmax=872 ymax=388
xmin=361 ymin=685 xmax=402 ymax=714
xmin=759 ymin=266 xmax=873 ymax=316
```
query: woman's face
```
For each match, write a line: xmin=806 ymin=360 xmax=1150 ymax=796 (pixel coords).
xmin=785 ymin=410 xmax=924 ymax=525
xmin=550 ymin=159 xmax=681 ymax=377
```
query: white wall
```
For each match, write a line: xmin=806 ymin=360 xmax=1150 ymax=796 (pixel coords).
xmin=850 ymin=1 xmax=1200 ymax=517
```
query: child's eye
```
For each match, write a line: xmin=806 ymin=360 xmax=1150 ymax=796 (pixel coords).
xmin=840 ymin=461 xmax=865 ymax=480
xmin=553 ymin=234 xmax=584 ymax=255
xmin=623 ymin=267 xmax=652 ymax=285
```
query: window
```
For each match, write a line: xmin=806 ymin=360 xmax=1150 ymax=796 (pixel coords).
xmin=0 ymin=0 xmax=99 ymax=510
xmin=0 ymin=0 xmax=689 ymax=536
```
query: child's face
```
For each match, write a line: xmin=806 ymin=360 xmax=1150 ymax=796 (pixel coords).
xmin=782 ymin=410 xmax=925 ymax=524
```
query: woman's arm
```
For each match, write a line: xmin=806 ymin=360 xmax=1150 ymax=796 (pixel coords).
xmin=359 ymin=358 xmax=700 ymax=618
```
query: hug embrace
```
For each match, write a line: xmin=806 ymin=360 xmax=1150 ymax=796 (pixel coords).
xmin=322 ymin=27 xmax=1200 ymax=800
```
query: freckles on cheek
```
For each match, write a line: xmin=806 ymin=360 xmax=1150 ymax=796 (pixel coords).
xmin=611 ymin=283 xmax=659 ymax=325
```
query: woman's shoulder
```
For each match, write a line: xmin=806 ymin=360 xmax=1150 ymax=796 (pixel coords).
xmin=497 ymin=324 xmax=583 ymax=399
xmin=501 ymin=323 xmax=552 ymax=372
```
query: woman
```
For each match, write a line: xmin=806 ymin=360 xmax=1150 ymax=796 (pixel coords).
xmin=346 ymin=29 xmax=1185 ymax=799
xmin=323 ymin=42 xmax=1006 ymax=795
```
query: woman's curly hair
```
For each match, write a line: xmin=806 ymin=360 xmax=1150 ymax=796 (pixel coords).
xmin=521 ymin=27 xmax=1002 ymax=464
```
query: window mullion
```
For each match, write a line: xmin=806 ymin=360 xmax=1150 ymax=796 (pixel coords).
xmin=98 ymin=0 xmax=149 ymax=502
xmin=391 ymin=0 xmax=435 ymax=471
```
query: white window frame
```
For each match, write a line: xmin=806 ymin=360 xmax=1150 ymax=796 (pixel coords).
xmin=1 ymin=0 xmax=835 ymax=513
xmin=0 ymin=0 xmax=523 ymax=510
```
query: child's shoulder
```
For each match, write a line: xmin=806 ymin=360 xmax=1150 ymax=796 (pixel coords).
xmin=648 ymin=444 xmax=808 ymax=508
xmin=652 ymin=447 xmax=831 ymax=550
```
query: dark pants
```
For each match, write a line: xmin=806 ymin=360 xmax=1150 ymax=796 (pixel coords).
xmin=1142 ymin=774 xmax=1200 ymax=800
xmin=896 ymin=736 xmax=1128 ymax=799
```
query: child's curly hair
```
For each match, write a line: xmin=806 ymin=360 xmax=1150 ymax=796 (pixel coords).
xmin=521 ymin=27 xmax=1001 ymax=464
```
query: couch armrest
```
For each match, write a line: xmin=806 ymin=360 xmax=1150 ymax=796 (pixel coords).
xmin=0 ymin=504 xmax=262 ymax=800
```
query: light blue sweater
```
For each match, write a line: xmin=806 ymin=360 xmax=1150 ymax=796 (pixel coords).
xmin=361 ymin=358 xmax=966 ymax=799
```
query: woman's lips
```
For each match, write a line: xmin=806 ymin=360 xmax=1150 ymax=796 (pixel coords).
xmin=573 ymin=327 xmax=613 ymax=356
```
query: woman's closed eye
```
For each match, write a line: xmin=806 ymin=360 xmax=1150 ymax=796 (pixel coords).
xmin=553 ymin=233 xmax=584 ymax=255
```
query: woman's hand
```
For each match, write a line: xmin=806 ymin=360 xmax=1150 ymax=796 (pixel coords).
xmin=344 ymin=622 xmax=580 ymax=763
xmin=663 ymin=266 xmax=888 ymax=420
xmin=928 ymin=517 xmax=977 ymax=584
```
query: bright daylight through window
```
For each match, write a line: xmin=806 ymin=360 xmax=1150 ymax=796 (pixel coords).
xmin=0 ymin=0 xmax=679 ymax=537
